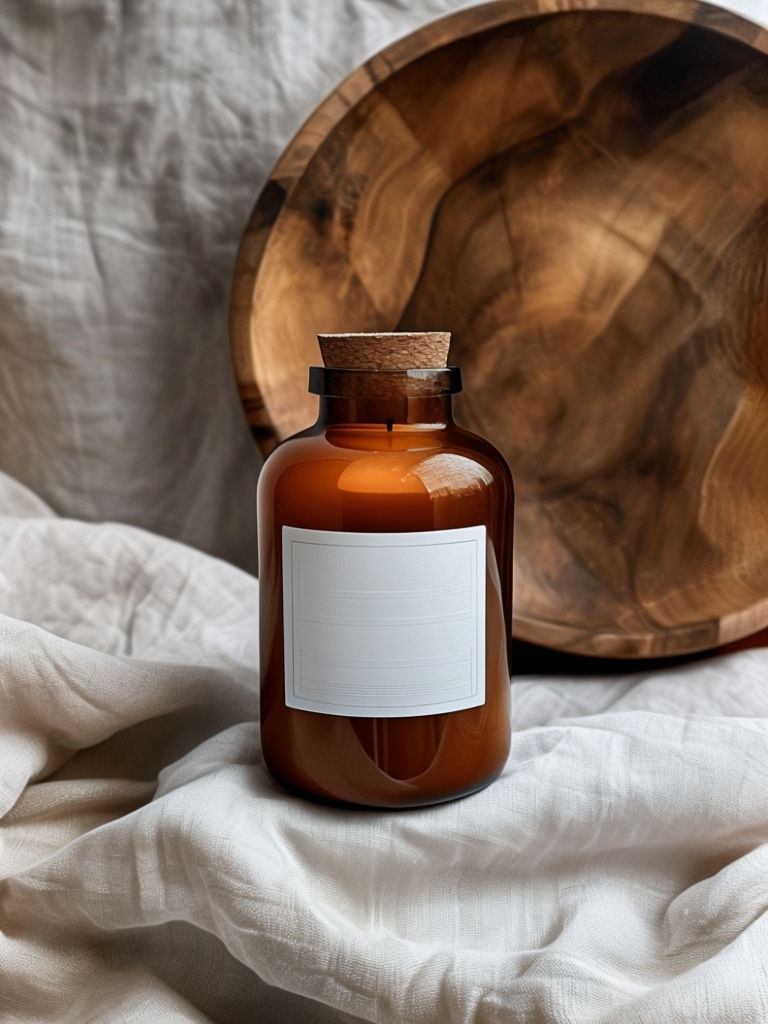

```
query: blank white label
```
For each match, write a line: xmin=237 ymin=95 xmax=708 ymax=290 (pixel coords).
xmin=282 ymin=525 xmax=486 ymax=717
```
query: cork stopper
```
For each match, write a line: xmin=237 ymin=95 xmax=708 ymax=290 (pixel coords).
xmin=318 ymin=332 xmax=450 ymax=370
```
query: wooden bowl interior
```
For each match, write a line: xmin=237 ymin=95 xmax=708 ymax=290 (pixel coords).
xmin=230 ymin=2 xmax=768 ymax=657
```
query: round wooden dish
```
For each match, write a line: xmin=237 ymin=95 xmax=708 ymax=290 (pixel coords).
xmin=230 ymin=0 xmax=768 ymax=658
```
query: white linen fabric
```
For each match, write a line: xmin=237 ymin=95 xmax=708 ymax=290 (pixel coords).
xmin=2 ymin=468 xmax=768 ymax=1023
xmin=2 ymin=1 xmax=768 ymax=1021
xmin=0 ymin=0 xmax=497 ymax=574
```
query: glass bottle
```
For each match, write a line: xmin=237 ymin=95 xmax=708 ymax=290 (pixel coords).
xmin=257 ymin=333 xmax=514 ymax=808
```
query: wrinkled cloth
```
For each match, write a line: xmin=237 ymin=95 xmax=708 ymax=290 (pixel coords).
xmin=2 ymin=469 xmax=768 ymax=1023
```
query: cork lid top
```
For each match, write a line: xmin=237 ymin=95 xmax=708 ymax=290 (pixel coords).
xmin=318 ymin=332 xmax=450 ymax=371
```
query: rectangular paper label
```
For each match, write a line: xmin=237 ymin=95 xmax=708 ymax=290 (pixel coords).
xmin=282 ymin=525 xmax=486 ymax=717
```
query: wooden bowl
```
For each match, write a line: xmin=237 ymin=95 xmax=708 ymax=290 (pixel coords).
xmin=229 ymin=0 xmax=768 ymax=658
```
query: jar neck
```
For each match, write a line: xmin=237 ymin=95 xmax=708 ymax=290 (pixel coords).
xmin=309 ymin=367 xmax=461 ymax=427
xmin=317 ymin=394 xmax=454 ymax=427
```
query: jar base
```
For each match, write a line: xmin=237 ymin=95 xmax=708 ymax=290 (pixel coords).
xmin=264 ymin=764 xmax=506 ymax=810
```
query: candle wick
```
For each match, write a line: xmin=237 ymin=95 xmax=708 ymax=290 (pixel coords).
xmin=385 ymin=418 xmax=393 ymax=432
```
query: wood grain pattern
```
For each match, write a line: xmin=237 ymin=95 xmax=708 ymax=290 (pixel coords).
xmin=229 ymin=0 xmax=768 ymax=657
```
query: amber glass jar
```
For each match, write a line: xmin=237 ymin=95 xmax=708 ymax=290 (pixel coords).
xmin=257 ymin=358 xmax=514 ymax=808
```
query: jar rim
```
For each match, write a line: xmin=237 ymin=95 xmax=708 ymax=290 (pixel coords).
xmin=308 ymin=365 xmax=462 ymax=397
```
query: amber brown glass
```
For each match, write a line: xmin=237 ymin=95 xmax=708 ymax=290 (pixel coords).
xmin=257 ymin=367 xmax=514 ymax=807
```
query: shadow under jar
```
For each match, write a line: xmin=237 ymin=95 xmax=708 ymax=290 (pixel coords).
xmin=257 ymin=363 xmax=514 ymax=807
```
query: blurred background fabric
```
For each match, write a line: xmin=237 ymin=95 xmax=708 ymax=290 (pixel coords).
xmin=0 ymin=0 xmax=494 ymax=572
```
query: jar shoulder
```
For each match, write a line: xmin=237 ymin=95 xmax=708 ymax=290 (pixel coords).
xmin=259 ymin=426 xmax=512 ymax=484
